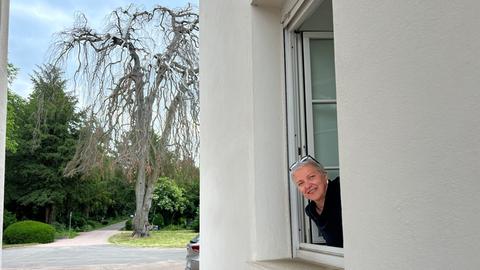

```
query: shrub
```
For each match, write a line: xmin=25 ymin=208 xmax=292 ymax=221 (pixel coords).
xmin=190 ymin=216 xmax=199 ymax=232
xmin=125 ymin=219 xmax=133 ymax=230
xmin=79 ymin=224 xmax=94 ymax=232
xmin=162 ymin=224 xmax=185 ymax=230
xmin=4 ymin=220 xmax=55 ymax=244
xmin=50 ymin=221 xmax=66 ymax=231
xmin=87 ymin=220 xmax=100 ymax=228
xmin=179 ymin=217 xmax=187 ymax=226
xmin=3 ymin=210 xmax=17 ymax=230
xmin=188 ymin=207 xmax=199 ymax=232
xmin=70 ymin=213 xmax=87 ymax=228
xmin=151 ymin=214 xmax=164 ymax=227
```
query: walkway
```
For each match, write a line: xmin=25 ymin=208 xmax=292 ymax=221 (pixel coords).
xmin=2 ymin=221 xmax=186 ymax=270
xmin=42 ymin=221 xmax=126 ymax=247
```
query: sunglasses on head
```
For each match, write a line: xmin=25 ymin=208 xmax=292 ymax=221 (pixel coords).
xmin=289 ymin=154 xmax=322 ymax=171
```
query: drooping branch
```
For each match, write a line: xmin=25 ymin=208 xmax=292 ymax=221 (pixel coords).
xmin=51 ymin=4 xmax=199 ymax=237
xmin=50 ymin=4 xmax=199 ymax=180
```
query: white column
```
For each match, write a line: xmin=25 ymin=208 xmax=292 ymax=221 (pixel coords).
xmin=200 ymin=1 xmax=291 ymax=269
xmin=334 ymin=1 xmax=480 ymax=269
xmin=199 ymin=1 xmax=256 ymax=269
xmin=251 ymin=5 xmax=291 ymax=260
xmin=0 ymin=0 xmax=11 ymax=263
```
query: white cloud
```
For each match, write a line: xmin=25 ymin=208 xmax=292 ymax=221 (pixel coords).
xmin=11 ymin=1 xmax=73 ymax=29
xmin=11 ymin=76 xmax=33 ymax=98
xmin=8 ymin=0 xmax=199 ymax=99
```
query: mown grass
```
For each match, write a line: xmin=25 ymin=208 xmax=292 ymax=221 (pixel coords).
xmin=109 ymin=230 xmax=197 ymax=248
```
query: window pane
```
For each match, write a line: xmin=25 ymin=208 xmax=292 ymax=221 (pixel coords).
xmin=326 ymin=169 xmax=339 ymax=180
xmin=310 ymin=39 xmax=336 ymax=100
xmin=312 ymin=104 xmax=339 ymax=168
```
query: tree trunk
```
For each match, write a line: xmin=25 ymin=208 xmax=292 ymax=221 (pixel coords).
xmin=45 ymin=206 xmax=51 ymax=224
xmin=132 ymin=158 xmax=148 ymax=237
xmin=45 ymin=204 xmax=56 ymax=224
xmin=50 ymin=205 xmax=56 ymax=223
xmin=84 ymin=205 xmax=90 ymax=219
xmin=132 ymin=172 xmax=157 ymax=237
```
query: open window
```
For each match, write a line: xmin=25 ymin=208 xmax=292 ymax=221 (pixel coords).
xmin=285 ymin=0 xmax=343 ymax=267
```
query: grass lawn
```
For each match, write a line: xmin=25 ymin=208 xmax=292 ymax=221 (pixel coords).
xmin=109 ymin=230 xmax=197 ymax=248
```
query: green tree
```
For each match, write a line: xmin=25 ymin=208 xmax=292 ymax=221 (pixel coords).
xmin=6 ymin=63 xmax=22 ymax=153
xmin=66 ymin=165 xmax=135 ymax=222
xmin=5 ymin=64 xmax=81 ymax=224
xmin=154 ymin=154 xmax=199 ymax=227
xmin=181 ymin=180 xmax=199 ymax=225
xmin=151 ymin=177 xmax=188 ymax=226
xmin=5 ymin=64 xmax=135 ymax=227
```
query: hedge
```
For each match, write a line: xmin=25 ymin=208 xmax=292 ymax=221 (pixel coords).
xmin=4 ymin=220 xmax=55 ymax=244
xmin=125 ymin=219 xmax=133 ymax=230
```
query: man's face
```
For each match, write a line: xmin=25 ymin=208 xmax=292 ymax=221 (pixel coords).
xmin=292 ymin=164 xmax=328 ymax=202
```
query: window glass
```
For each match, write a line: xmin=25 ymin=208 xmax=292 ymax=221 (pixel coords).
xmin=310 ymin=39 xmax=336 ymax=100
xmin=304 ymin=35 xmax=342 ymax=248
xmin=326 ymin=169 xmax=340 ymax=181
xmin=312 ymin=104 xmax=338 ymax=168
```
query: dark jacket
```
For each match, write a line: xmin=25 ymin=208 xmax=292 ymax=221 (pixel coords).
xmin=305 ymin=177 xmax=343 ymax=248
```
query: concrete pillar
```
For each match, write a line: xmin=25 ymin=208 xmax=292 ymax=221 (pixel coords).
xmin=0 ymin=0 xmax=10 ymax=263
xmin=199 ymin=1 xmax=289 ymax=269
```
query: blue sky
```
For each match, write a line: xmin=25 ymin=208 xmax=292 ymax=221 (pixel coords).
xmin=8 ymin=0 xmax=198 ymax=98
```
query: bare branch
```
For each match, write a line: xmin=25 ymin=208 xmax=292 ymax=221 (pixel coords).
xmin=50 ymin=4 xmax=199 ymax=237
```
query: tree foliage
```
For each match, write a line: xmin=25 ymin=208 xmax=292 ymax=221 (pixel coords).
xmin=5 ymin=64 xmax=135 ymax=228
xmin=51 ymin=4 xmax=199 ymax=237
xmin=6 ymin=63 xmax=21 ymax=153
xmin=151 ymin=176 xmax=198 ymax=228
xmin=5 ymin=65 xmax=80 ymax=223
xmin=153 ymin=177 xmax=187 ymax=213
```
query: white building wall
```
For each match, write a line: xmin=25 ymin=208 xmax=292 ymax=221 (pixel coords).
xmin=199 ymin=1 xmax=255 ymax=269
xmin=333 ymin=1 xmax=480 ymax=269
xmin=202 ymin=0 xmax=480 ymax=269
xmin=251 ymin=5 xmax=291 ymax=261
xmin=0 ymin=0 xmax=10 ymax=263
xmin=199 ymin=1 xmax=290 ymax=269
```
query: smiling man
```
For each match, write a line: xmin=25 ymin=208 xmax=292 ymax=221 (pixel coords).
xmin=290 ymin=155 xmax=343 ymax=248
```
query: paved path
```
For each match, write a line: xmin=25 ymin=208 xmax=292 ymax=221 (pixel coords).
xmin=2 ymin=221 xmax=186 ymax=270
xmin=42 ymin=221 xmax=126 ymax=247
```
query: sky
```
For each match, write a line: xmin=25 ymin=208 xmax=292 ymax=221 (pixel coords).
xmin=8 ymin=0 xmax=198 ymax=98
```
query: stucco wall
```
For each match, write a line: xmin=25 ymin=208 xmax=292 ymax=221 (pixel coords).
xmin=199 ymin=1 xmax=289 ymax=269
xmin=251 ymin=5 xmax=291 ymax=261
xmin=333 ymin=1 xmax=480 ymax=269
xmin=201 ymin=0 xmax=480 ymax=269
xmin=0 ymin=0 xmax=10 ymax=262
xmin=200 ymin=1 xmax=255 ymax=269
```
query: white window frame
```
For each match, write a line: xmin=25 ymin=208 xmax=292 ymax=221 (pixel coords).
xmin=284 ymin=8 xmax=344 ymax=270
xmin=303 ymin=32 xmax=338 ymax=172
xmin=285 ymin=28 xmax=306 ymax=256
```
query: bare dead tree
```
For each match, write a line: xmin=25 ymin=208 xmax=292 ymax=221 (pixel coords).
xmin=51 ymin=4 xmax=199 ymax=237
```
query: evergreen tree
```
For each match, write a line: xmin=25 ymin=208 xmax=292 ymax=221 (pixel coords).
xmin=5 ymin=65 xmax=80 ymax=223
